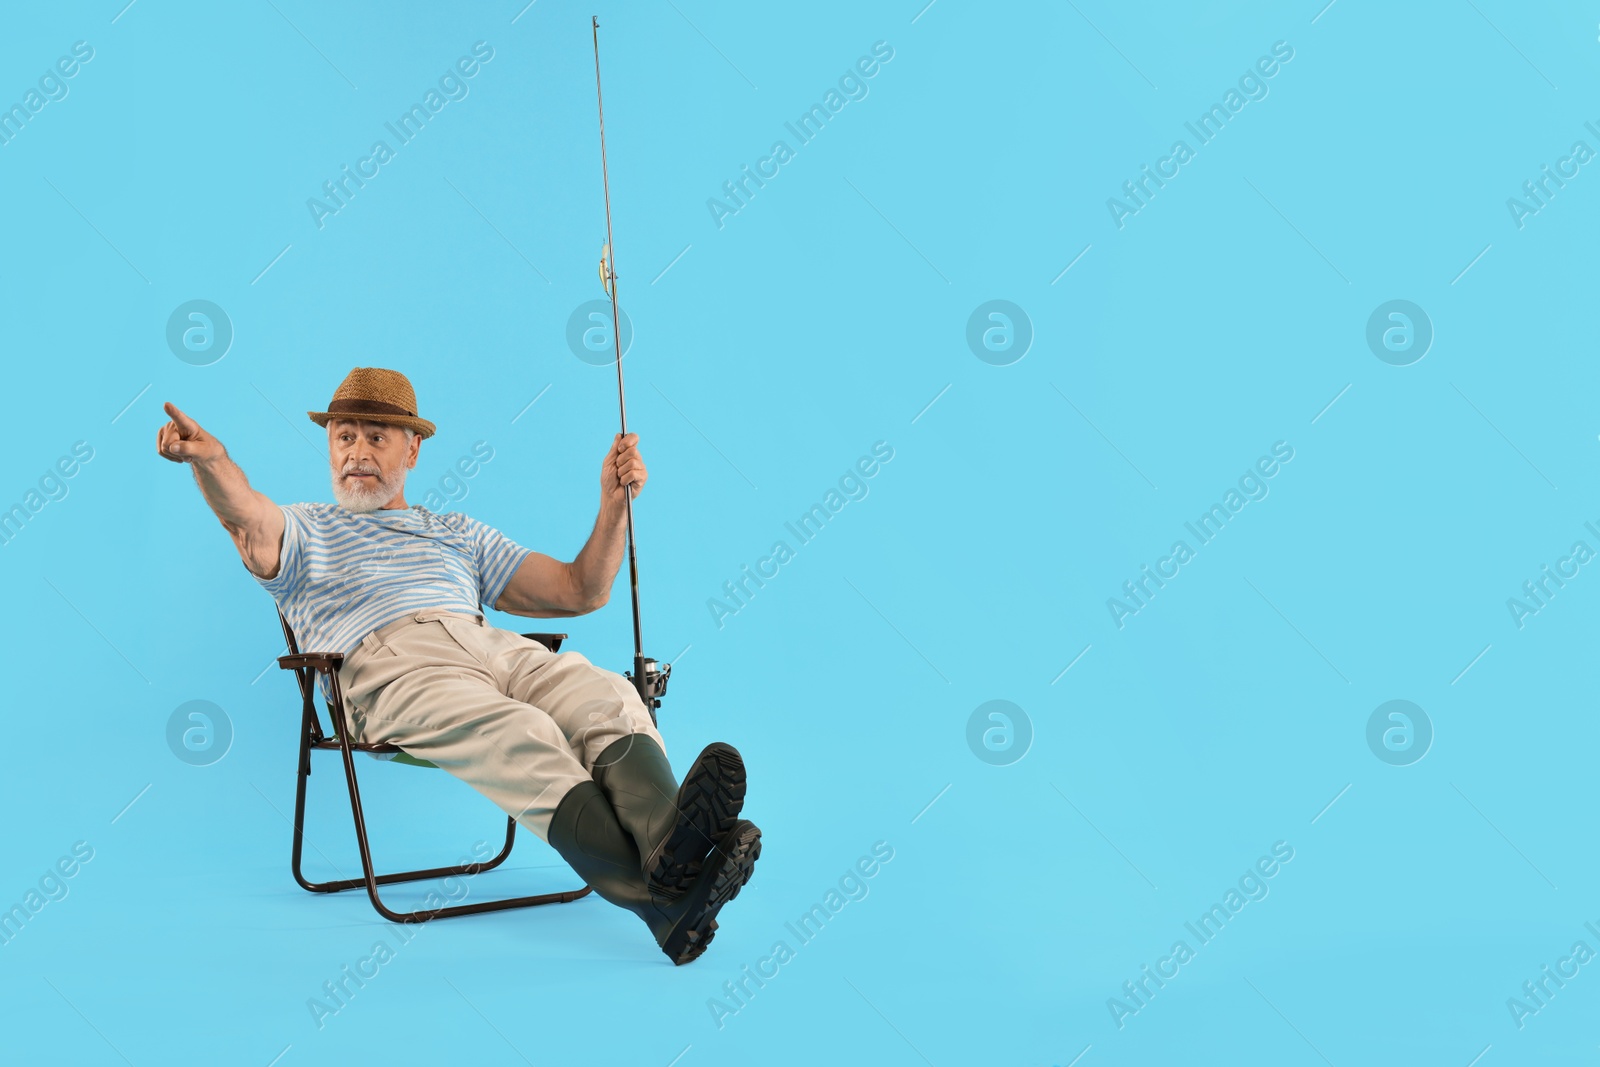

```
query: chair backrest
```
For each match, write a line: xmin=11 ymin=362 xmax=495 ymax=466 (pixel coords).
xmin=277 ymin=611 xmax=336 ymax=743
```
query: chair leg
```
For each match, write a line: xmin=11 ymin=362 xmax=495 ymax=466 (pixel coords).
xmin=290 ymin=709 xmax=463 ymax=894
xmin=292 ymin=722 xmax=521 ymax=892
xmin=315 ymin=698 xmax=591 ymax=922
xmin=295 ymin=816 xmax=522 ymax=894
xmin=289 ymin=707 xmax=323 ymax=893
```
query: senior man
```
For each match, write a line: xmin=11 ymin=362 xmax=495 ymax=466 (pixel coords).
xmin=157 ymin=366 xmax=759 ymax=965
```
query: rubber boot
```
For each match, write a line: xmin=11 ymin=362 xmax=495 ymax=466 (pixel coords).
xmin=546 ymin=779 xmax=761 ymax=966
xmin=591 ymin=735 xmax=746 ymax=900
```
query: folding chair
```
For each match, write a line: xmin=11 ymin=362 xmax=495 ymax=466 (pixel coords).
xmin=274 ymin=611 xmax=593 ymax=923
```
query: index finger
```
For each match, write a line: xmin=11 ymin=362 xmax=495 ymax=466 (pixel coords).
xmin=164 ymin=402 xmax=199 ymax=434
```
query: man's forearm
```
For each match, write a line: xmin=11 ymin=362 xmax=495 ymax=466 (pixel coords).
xmin=567 ymin=499 xmax=628 ymax=609
xmin=191 ymin=450 xmax=269 ymax=532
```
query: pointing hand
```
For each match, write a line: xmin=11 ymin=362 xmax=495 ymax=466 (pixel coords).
xmin=156 ymin=402 xmax=225 ymax=465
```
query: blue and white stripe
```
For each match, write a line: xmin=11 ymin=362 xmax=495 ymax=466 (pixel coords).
xmin=255 ymin=502 xmax=531 ymax=701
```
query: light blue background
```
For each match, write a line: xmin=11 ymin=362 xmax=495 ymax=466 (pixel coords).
xmin=2 ymin=1 xmax=1597 ymax=1064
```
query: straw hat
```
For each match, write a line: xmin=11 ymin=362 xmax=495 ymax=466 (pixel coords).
xmin=307 ymin=367 xmax=436 ymax=439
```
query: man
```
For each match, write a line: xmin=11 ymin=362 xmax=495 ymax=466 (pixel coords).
xmin=157 ymin=366 xmax=759 ymax=965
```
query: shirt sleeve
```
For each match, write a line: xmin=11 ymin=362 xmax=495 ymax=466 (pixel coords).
xmin=251 ymin=503 xmax=307 ymax=596
xmin=455 ymin=514 xmax=534 ymax=610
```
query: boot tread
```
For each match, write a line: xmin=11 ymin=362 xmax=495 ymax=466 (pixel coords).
xmin=660 ymin=820 xmax=760 ymax=966
xmin=648 ymin=743 xmax=747 ymax=899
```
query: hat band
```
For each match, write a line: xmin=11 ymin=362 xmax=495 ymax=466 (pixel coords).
xmin=327 ymin=398 xmax=415 ymax=418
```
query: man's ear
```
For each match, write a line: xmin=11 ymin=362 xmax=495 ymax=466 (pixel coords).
xmin=408 ymin=435 xmax=421 ymax=469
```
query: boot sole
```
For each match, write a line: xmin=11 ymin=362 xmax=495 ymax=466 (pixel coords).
xmin=659 ymin=820 xmax=761 ymax=966
xmin=648 ymin=743 xmax=746 ymax=900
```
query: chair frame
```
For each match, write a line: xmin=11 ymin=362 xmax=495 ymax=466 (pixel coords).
xmin=275 ymin=611 xmax=593 ymax=923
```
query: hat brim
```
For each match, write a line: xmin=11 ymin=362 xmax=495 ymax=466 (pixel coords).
xmin=309 ymin=411 xmax=436 ymax=439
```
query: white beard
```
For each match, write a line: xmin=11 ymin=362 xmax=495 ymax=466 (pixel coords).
xmin=332 ymin=463 xmax=405 ymax=513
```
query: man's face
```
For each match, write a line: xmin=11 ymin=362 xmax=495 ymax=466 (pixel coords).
xmin=328 ymin=419 xmax=420 ymax=512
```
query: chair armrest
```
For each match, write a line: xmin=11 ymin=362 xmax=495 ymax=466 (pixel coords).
xmin=522 ymin=632 xmax=566 ymax=652
xmin=278 ymin=652 xmax=345 ymax=671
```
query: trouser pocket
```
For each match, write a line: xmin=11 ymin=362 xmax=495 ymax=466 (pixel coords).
xmin=435 ymin=615 xmax=495 ymax=672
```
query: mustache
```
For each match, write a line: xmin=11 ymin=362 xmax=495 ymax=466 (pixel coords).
xmin=343 ymin=465 xmax=381 ymax=477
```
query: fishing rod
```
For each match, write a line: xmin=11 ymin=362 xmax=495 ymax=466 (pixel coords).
xmin=593 ymin=15 xmax=669 ymax=724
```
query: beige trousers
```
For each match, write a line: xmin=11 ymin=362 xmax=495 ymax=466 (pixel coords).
xmin=334 ymin=607 xmax=666 ymax=840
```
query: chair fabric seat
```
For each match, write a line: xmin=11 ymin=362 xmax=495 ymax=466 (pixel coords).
xmin=371 ymin=749 xmax=439 ymax=769
xmin=315 ymin=705 xmax=440 ymax=768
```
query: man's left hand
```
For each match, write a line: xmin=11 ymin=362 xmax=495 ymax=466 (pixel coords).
xmin=602 ymin=433 xmax=647 ymax=506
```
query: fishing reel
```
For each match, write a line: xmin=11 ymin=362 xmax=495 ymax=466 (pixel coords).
xmin=627 ymin=655 xmax=671 ymax=725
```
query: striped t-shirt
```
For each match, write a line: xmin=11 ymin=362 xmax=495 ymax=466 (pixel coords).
xmin=254 ymin=503 xmax=532 ymax=699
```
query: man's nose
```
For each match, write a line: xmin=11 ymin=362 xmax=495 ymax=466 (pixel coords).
xmin=341 ymin=443 xmax=375 ymax=469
